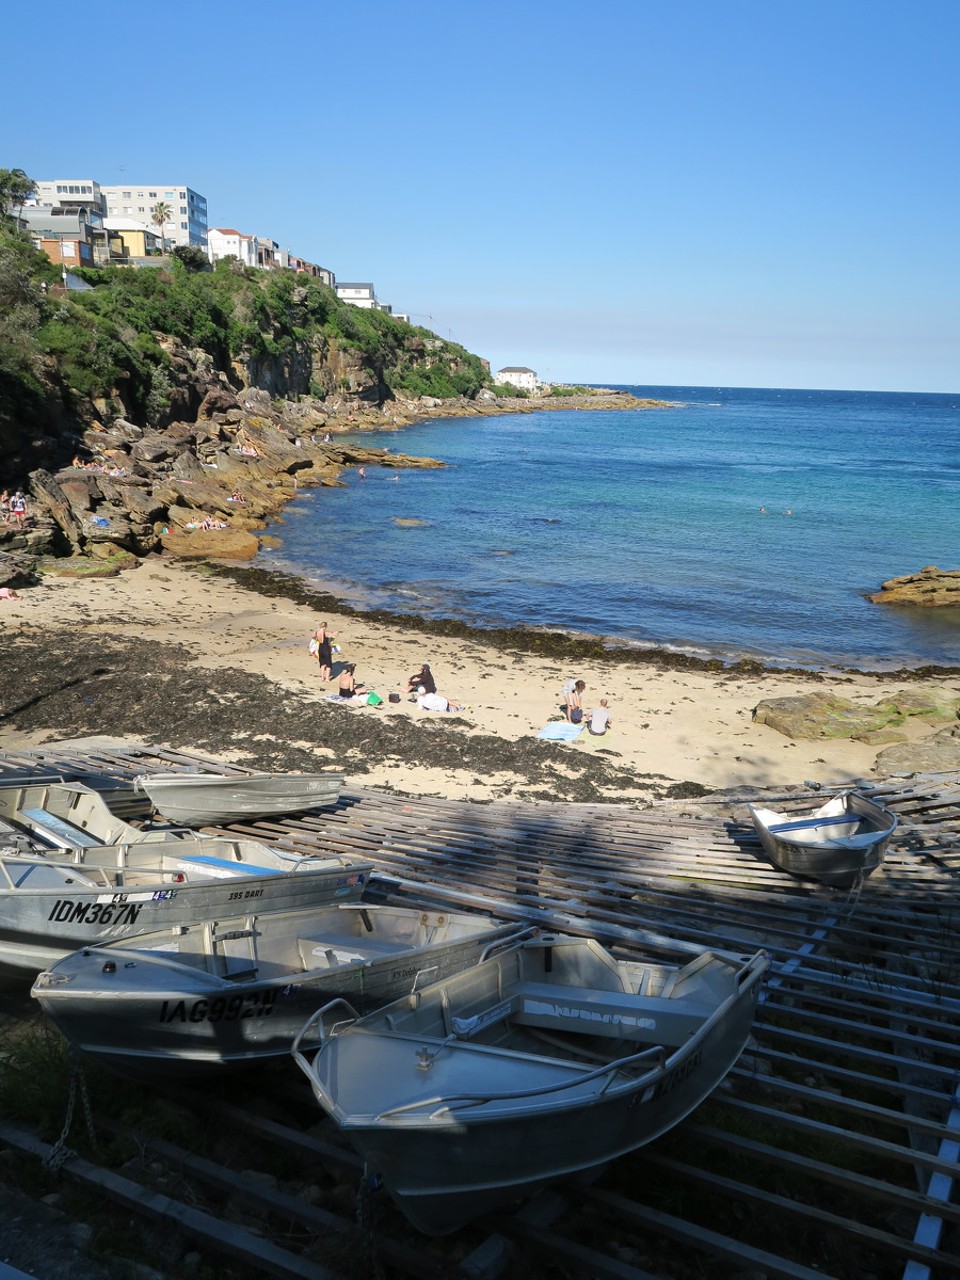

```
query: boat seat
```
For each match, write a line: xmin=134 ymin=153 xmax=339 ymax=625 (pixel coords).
xmin=511 ymin=983 xmax=714 ymax=1047
xmin=170 ymin=854 xmax=276 ymax=879
xmin=7 ymin=860 xmax=101 ymax=890
xmin=768 ymin=815 xmax=860 ymax=835
xmin=297 ymin=935 xmax=404 ymax=969
xmin=18 ymin=807 xmax=103 ymax=849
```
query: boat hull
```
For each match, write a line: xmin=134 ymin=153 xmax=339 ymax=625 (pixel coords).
xmin=33 ymin=909 xmax=521 ymax=1076
xmin=296 ymin=938 xmax=768 ymax=1233
xmin=136 ymin=772 xmax=344 ymax=826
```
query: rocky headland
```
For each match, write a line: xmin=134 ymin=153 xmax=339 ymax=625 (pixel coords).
xmin=0 ymin=382 xmax=664 ymax=582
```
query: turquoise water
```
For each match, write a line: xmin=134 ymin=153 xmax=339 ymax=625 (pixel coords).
xmin=258 ymin=386 xmax=960 ymax=670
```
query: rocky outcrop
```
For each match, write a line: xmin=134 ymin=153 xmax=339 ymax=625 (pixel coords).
xmin=875 ymin=724 xmax=960 ymax=773
xmin=0 ymin=550 xmax=38 ymax=589
xmin=753 ymin=688 xmax=960 ymax=741
xmin=159 ymin=527 xmax=260 ymax=560
xmin=868 ymin=566 xmax=960 ymax=607
xmin=8 ymin=384 xmax=446 ymax=567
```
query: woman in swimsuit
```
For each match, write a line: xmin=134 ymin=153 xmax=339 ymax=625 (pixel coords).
xmin=337 ymin=664 xmax=367 ymax=699
xmin=313 ymin=623 xmax=336 ymax=681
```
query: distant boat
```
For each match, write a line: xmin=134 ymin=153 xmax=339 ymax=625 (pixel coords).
xmin=33 ymin=907 xmax=525 ymax=1078
xmin=748 ymin=790 xmax=897 ymax=887
xmin=293 ymin=933 xmax=769 ymax=1234
xmin=0 ymin=780 xmax=371 ymax=982
xmin=135 ymin=770 xmax=345 ymax=826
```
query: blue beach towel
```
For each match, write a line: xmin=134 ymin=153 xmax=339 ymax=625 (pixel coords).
xmin=537 ymin=722 xmax=583 ymax=742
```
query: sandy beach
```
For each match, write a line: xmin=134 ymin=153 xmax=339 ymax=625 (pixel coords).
xmin=1 ymin=557 xmax=953 ymax=803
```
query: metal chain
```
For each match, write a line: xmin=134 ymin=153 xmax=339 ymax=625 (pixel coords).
xmin=355 ymin=1164 xmax=385 ymax=1280
xmin=43 ymin=1054 xmax=97 ymax=1174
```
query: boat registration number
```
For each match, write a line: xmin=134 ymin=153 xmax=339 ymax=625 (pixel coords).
xmin=158 ymin=991 xmax=279 ymax=1024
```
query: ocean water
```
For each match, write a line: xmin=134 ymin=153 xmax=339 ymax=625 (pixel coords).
xmin=258 ymin=386 xmax=960 ymax=671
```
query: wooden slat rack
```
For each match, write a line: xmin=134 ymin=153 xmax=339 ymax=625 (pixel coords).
xmin=1 ymin=745 xmax=959 ymax=1279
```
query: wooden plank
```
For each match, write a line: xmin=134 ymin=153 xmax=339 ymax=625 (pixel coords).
xmin=684 ymin=1121 xmax=960 ymax=1224
xmin=634 ymin=1150 xmax=946 ymax=1269
xmin=0 ymin=1121 xmax=339 ymax=1280
xmin=582 ymin=1186 xmax=839 ymax=1280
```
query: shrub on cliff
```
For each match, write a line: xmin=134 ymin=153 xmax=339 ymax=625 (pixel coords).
xmin=0 ymin=224 xmax=60 ymax=440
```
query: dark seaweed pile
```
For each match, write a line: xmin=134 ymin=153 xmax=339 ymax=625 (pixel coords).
xmin=0 ymin=629 xmax=706 ymax=804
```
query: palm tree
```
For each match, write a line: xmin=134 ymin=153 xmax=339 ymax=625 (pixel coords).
xmin=151 ymin=201 xmax=172 ymax=255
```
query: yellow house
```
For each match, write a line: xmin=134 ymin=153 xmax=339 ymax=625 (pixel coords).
xmin=102 ymin=218 xmax=162 ymax=258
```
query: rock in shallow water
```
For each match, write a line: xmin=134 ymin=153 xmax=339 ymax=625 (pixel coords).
xmin=868 ymin=565 xmax=960 ymax=607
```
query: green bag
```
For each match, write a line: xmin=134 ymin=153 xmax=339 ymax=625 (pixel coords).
xmin=366 ymin=692 xmax=384 ymax=706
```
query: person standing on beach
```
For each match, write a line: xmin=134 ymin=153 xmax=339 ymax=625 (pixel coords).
xmin=312 ymin=623 xmax=336 ymax=681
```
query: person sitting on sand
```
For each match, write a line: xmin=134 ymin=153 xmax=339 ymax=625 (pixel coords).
xmin=586 ymin=698 xmax=612 ymax=735
xmin=562 ymin=678 xmax=586 ymax=723
xmin=337 ymin=663 xmax=367 ymax=699
xmin=406 ymin=663 xmax=436 ymax=699
xmin=229 ymin=489 xmax=246 ymax=503
xmin=0 ymin=586 xmax=22 ymax=601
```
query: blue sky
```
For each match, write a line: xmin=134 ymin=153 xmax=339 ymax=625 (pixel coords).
xmin=8 ymin=0 xmax=958 ymax=392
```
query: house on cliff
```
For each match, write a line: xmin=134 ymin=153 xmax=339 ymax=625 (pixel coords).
xmin=208 ymin=227 xmax=259 ymax=269
xmin=494 ymin=366 xmax=540 ymax=392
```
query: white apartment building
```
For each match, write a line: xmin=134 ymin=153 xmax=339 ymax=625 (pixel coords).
xmin=99 ymin=183 xmax=208 ymax=249
xmin=207 ymin=227 xmax=258 ymax=269
xmin=32 ymin=178 xmax=107 ymax=215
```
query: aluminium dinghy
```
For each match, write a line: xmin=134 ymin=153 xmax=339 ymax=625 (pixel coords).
xmin=33 ymin=908 xmax=525 ymax=1077
xmin=135 ymin=770 xmax=345 ymax=827
xmin=748 ymin=790 xmax=897 ymax=887
xmin=293 ymin=932 xmax=769 ymax=1234
xmin=0 ymin=781 xmax=372 ymax=982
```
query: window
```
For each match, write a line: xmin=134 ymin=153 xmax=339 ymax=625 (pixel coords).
xmin=149 ymin=191 xmax=157 ymax=198
xmin=180 ymin=221 xmax=188 ymax=230
xmin=180 ymin=206 xmax=187 ymax=214
xmin=165 ymin=191 xmax=175 ymax=199
xmin=122 ymin=191 xmax=131 ymax=199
